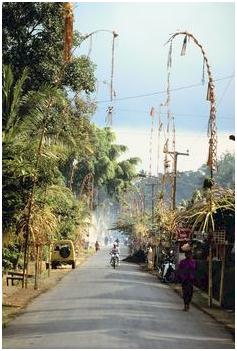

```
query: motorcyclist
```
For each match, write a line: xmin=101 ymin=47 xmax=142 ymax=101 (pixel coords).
xmin=110 ymin=243 xmax=120 ymax=265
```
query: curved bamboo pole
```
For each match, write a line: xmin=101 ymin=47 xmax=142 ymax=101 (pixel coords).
xmin=166 ymin=31 xmax=218 ymax=307
xmin=166 ymin=31 xmax=217 ymax=178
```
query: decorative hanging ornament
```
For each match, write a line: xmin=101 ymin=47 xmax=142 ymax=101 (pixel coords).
xmin=167 ymin=41 xmax=173 ymax=70
xmin=181 ymin=35 xmax=188 ymax=56
xmin=207 ymin=139 xmax=213 ymax=168
xmin=87 ymin=35 xmax=93 ymax=57
xmin=202 ymin=57 xmax=205 ymax=85
xmin=163 ymin=139 xmax=168 ymax=153
xmin=63 ymin=3 xmax=74 ymax=62
xmin=106 ymin=105 xmax=114 ymax=126
xmin=149 ymin=107 xmax=155 ymax=176
xmin=150 ymin=107 xmax=155 ymax=117
xmin=206 ymin=81 xmax=215 ymax=102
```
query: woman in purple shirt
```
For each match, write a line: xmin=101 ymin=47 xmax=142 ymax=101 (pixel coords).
xmin=178 ymin=250 xmax=196 ymax=311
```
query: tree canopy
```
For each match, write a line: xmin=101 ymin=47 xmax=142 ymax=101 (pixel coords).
xmin=3 ymin=2 xmax=96 ymax=93
xmin=2 ymin=3 xmax=141 ymax=274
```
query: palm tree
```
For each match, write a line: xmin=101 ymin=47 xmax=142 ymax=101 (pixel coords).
xmin=3 ymin=65 xmax=76 ymax=287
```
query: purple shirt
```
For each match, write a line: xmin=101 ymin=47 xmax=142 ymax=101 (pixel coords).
xmin=178 ymin=258 xmax=196 ymax=283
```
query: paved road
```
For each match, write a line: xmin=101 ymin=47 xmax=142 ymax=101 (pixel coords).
xmin=3 ymin=246 xmax=234 ymax=349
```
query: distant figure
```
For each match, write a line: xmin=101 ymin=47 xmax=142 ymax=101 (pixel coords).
xmin=95 ymin=241 xmax=100 ymax=252
xmin=104 ymin=236 xmax=109 ymax=246
xmin=147 ymin=247 xmax=153 ymax=270
xmin=177 ymin=250 xmax=196 ymax=311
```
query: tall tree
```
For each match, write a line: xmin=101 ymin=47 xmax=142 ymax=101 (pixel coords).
xmin=2 ymin=2 xmax=96 ymax=93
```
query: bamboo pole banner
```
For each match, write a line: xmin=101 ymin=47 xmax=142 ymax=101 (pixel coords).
xmin=63 ymin=3 xmax=74 ymax=62
xmin=165 ymin=31 xmax=217 ymax=178
xmin=208 ymin=244 xmax=213 ymax=308
xmin=106 ymin=31 xmax=118 ymax=126
xmin=149 ymin=107 xmax=155 ymax=176
xmin=157 ymin=104 xmax=163 ymax=177
xmin=219 ymin=244 xmax=226 ymax=306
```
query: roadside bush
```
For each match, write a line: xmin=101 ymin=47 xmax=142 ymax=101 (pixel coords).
xmin=2 ymin=245 xmax=22 ymax=270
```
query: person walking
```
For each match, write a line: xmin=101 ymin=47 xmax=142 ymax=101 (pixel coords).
xmin=95 ymin=241 xmax=100 ymax=252
xmin=177 ymin=250 xmax=196 ymax=311
xmin=147 ymin=246 xmax=153 ymax=270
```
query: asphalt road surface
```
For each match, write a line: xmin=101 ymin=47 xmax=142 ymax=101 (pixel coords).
xmin=3 ymin=246 xmax=234 ymax=349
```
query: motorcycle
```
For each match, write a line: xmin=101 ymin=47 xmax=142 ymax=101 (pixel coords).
xmin=110 ymin=253 xmax=119 ymax=269
xmin=158 ymin=250 xmax=176 ymax=283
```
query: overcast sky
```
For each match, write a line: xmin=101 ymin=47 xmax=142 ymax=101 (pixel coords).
xmin=73 ymin=1 xmax=235 ymax=173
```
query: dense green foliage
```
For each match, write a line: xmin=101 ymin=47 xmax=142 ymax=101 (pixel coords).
xmin=2 ymin=2 xmax=96 ymax=93
xmin=113 ymin=152 xmax=235 ymax=252
xmin=2 ymin=3 xmax=140 ymax=270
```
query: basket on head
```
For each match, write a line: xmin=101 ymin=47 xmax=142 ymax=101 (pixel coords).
xmin=181 ymin=243 xmax=191 ymax=252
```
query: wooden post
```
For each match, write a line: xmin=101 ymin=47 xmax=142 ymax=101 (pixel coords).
xmin=25 ymin=244 xmax=30 ymax=288
xmin=219 ymin=244 xmax=226 ymax=306
xmin=34 ymin=245 xmax=39 ymax=290
xmin=48 ymin=244 xmax=51 ymax=277
xmin=152 ymin=245 xmax=156 ymax=270
xmin=39 ymin=246 xmax=43 ymax=275
xmin=208 ymin=243 xmax=213 ymax=307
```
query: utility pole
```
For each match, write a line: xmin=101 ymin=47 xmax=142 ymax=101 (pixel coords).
xmin=145 ymin=178 xmax=158 ymax=224
xmin=166 ymin=150 xmax=189 ymax=210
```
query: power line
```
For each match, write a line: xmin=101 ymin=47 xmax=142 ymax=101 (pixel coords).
xmin=216 ymin=73 xmax=234 ymax=108
xmin=95 ymin=74 xmax=234 ymax=103
xmin=96 ymin=106 xmax=233 ymax=121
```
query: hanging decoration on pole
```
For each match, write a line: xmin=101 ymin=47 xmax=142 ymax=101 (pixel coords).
xmin=157 ymin=103 xmax=163 ymax=177
xmin=148 ymin=107 xmax=155 ymax=176
xmin=165 ymin=30 xmax=218 ymax=308
xmin=87 ymin=35 xmax=93 ymax=58
xmin=105 ymin=105 xmax=114 ymax=125
xmin=106 ymin=31 xmax=118 ymax=126
xmin=161 ymin=35 xmax=176 ymax=209
xmin=162 ymin=139 xmax=170 ymax=204
xmin=65 ymin=27 xmax=118 ymax=125
xmin=202 ymin=57 xmax=205 ymax=85
xmin=165 ymin=31 xmax=217 ymax=179
xmin=63 ymin=3 xmax=74 ymax=62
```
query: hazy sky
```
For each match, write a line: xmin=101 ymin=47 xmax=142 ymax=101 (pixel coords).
xmin=73 ymin=2 xmax=235 ymax=172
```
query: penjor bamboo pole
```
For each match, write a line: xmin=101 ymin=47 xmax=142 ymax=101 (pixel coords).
xmin=219 ymin=243 xmax=226 ymax=306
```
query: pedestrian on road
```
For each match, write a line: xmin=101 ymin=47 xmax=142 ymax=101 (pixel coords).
xmin=95 ymin=241 xmax=100 ymax=252
xmin=147 ymin=246 xmax=153 ymax=270
xmin=177 ymin=249 xmax=196 ymax=311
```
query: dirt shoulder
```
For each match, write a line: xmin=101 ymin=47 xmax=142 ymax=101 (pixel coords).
xmin=2 ymin=249 xmax=94 ymax=327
